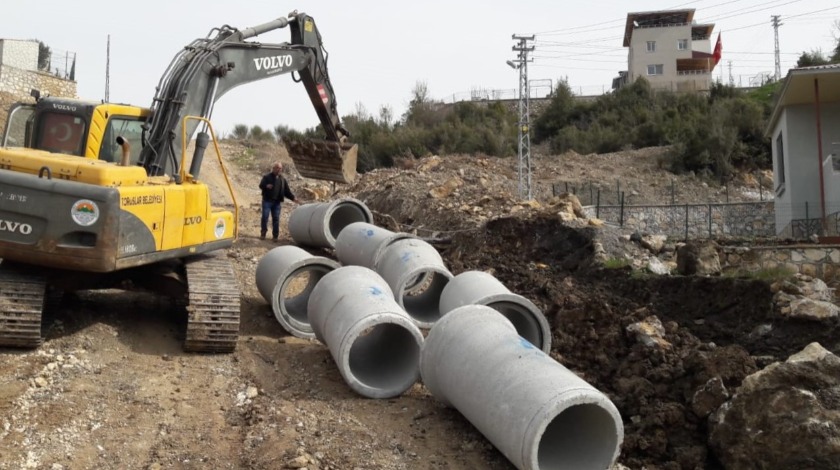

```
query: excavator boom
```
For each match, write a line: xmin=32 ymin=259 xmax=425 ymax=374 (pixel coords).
xmin=140 ymin=11 xmax=356 ymax=183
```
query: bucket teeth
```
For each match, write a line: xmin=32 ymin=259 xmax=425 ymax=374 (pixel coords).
xmin=284 ymin=137 xmax=358 ymax=184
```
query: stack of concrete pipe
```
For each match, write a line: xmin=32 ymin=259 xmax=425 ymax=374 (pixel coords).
xmin=289 ymin=198 xmax=373 ymax=249
xmin=440 ymin=270 xmax=552 ymax=352
xmin=308 ymin=265 xmax=424 ymax=399
xmin=258 ymin=216 xmax=624 ymax=467
xmin=421 ymin=305 xmax=624 ymax=470
xmin=255 ymin=245 xmax=340 ymax=339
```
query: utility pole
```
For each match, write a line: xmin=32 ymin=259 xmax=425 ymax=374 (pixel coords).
xmin=105 ymin=35 xmax=111 ymax=102
xmin=771 ymin=15 xmax=782 ymax=81
xmin=508 ymin=34 xmax=535 ymax=201
xmin=728 ymin=60 xmax=734 ymax=86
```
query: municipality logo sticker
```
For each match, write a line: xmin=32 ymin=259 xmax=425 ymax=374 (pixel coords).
xmin=214 ymin=218 xmax=226 ymax=239
xmin=71 ymin=199 xmax=99 ymax=226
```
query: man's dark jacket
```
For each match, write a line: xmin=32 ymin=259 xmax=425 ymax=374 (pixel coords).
xmin=259 ymin=173 xmax=296 ymax=203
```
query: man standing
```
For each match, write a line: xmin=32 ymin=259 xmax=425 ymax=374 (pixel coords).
xmin=259 ymin=162 xmax=296 ymax=240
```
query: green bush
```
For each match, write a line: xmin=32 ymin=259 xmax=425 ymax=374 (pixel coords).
xmin=534 ymin=77 xmax=771 ymax=178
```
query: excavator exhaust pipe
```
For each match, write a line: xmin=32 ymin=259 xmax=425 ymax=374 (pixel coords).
xmin=284 ymin=137 xmax=358 ymax=184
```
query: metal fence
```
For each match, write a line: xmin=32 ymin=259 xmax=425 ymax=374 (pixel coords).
xmin=775 ymin=202 xmax=840 ymax=239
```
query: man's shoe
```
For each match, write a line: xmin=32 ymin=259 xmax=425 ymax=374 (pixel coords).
xmin=260 ymin=232 xmax=266 ymax=240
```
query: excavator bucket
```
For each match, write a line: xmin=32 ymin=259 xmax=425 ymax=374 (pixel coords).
xmin=283 ymin=137 xmax=358 ymax=184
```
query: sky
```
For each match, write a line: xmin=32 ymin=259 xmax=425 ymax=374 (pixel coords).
xmin=1 ymin=0 xmax=838 ymax=137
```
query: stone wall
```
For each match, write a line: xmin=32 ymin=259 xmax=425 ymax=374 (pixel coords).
xmin=721 ymin=245 xmax=840 ymax=285
xmin=0 ymin=64 xmax=76 ymax=133
xmin=584 ymin=201 xmax=776 ymax=239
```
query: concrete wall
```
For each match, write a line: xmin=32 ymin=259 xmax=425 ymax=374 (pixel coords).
xmin=629 ymin=26 xmax=690 ymax=83
xmin=0 ymin=40 xmax=39 ymax=72
xmin=584 ymin=201 xmax=776 ymax=238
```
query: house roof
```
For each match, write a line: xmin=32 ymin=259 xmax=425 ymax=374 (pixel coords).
xmin=624 ymin=9 xmax=695 ymax=47
xmin=766 ymin=64 xmax=840 ymax=136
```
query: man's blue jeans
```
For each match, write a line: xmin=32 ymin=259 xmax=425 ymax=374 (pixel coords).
xmin=261 ymin=200 xmax=282 ymax=238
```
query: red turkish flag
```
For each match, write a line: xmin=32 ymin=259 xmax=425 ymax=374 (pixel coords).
xmin=713 ymin=33 xmax=722 ymax=66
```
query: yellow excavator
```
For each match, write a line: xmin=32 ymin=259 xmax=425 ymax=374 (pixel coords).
xmin=0 ymin=11 xmax=357 ymax=352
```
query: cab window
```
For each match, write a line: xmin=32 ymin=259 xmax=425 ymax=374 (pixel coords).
xmin=100 ymin=117 xmax=144 ymax=164
xmin=36 ymin=112 xmax=86 ymax=155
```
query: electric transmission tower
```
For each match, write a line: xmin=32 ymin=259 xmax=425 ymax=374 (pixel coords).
xmin=508 ymin=34 xmax=535 ymax=200
xmin=771 ymin=15 xmax=782 ymax=81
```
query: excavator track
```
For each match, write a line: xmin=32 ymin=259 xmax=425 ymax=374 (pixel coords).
xmin=0 ymin=264 xmax=47 ymax=348
xmin=183 ymin=253 xmax=240 ymax=353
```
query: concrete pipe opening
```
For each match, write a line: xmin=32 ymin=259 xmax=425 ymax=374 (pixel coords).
xmin=327 ymin=201 xmax=373 ymax=243
xmin=277 ymin=265 xmax=334 ymax=334
xmin=487 ymin=300 xmax=547 ymax=351
xmin=536 ymin=403 xmax=621 ymax=470
xmin=400 ymin=269 xmax=451 ymax=327
xmin=346 ymin=322 xmax=422 ymax=396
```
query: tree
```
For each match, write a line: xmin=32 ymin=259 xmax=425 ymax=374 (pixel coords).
xmin=35 ymin=40 xmax=51 ymax=71
xmin=832 ymin=20 xmax=840 ymax=63
xmin=796 ymin=49 xmax=830 ymax=67
xmin=404 ymin=81 xmax=437 ymax=127
xmin=232 ymin=124 xmax=249 ymax=140
xmin=532 ymin=79 xmax=576 ymax=142
xmin=69 ymin=54 xmax=76 ymax=81
xmin=378 ymin=105 xmax=393 ymax=129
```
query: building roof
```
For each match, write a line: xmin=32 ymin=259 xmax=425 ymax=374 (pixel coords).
xmin=766 ymin=64 xmax=840 ymax=136
xmin=624 ymin=9 xmax=695 ymax=47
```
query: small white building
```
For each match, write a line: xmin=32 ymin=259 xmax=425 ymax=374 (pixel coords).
xmin=766 ymin=64 xmax=840 ymax=238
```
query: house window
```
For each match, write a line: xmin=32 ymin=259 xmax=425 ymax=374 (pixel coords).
xmin=678 ymin=39 xmax=688 ymax=50
xmin=647 ymin=64 xmax=664 ymax=75
xmin=775 ymin=133 xmax=786 ymax=194
xmin=646 ymin=41 xmax=656 ymax=52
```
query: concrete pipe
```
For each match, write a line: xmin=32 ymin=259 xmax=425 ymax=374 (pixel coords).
xmin=376 ymin=237 xmax=453 ymax=329
xmin=439 ymin=270 xmax=552 ymax=353
xmin=288 ymin=198 xmax=374 ymax=249
xmin=420 ymin=305 xmax=624 ymax=470
xmin=308 ymin=265 xmax=424 ymax=398
xmin=334 ymin=222 xmax=415 ymax=269
xmin=255 ymin=245 xmax=340 ymax=339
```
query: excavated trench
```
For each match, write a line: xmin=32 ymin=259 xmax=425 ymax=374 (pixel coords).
xmin=419 ymin=213 xmax=837 ymax=469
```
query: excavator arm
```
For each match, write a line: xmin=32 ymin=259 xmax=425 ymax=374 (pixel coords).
xmin=139 ymin=11 xmax=357 ymax=183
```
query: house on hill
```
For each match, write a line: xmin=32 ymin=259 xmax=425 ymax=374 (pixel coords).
xmin=614 ymin=9 xmax=718 ymax=92
xmin=767 ymin=64 xmax=840 ymax=238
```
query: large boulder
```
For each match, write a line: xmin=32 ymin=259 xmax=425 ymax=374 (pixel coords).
xmin=709 ymin=343 xmax=840 ymax=469
xmin=676 ymin=240 xmax=721 ymax=276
